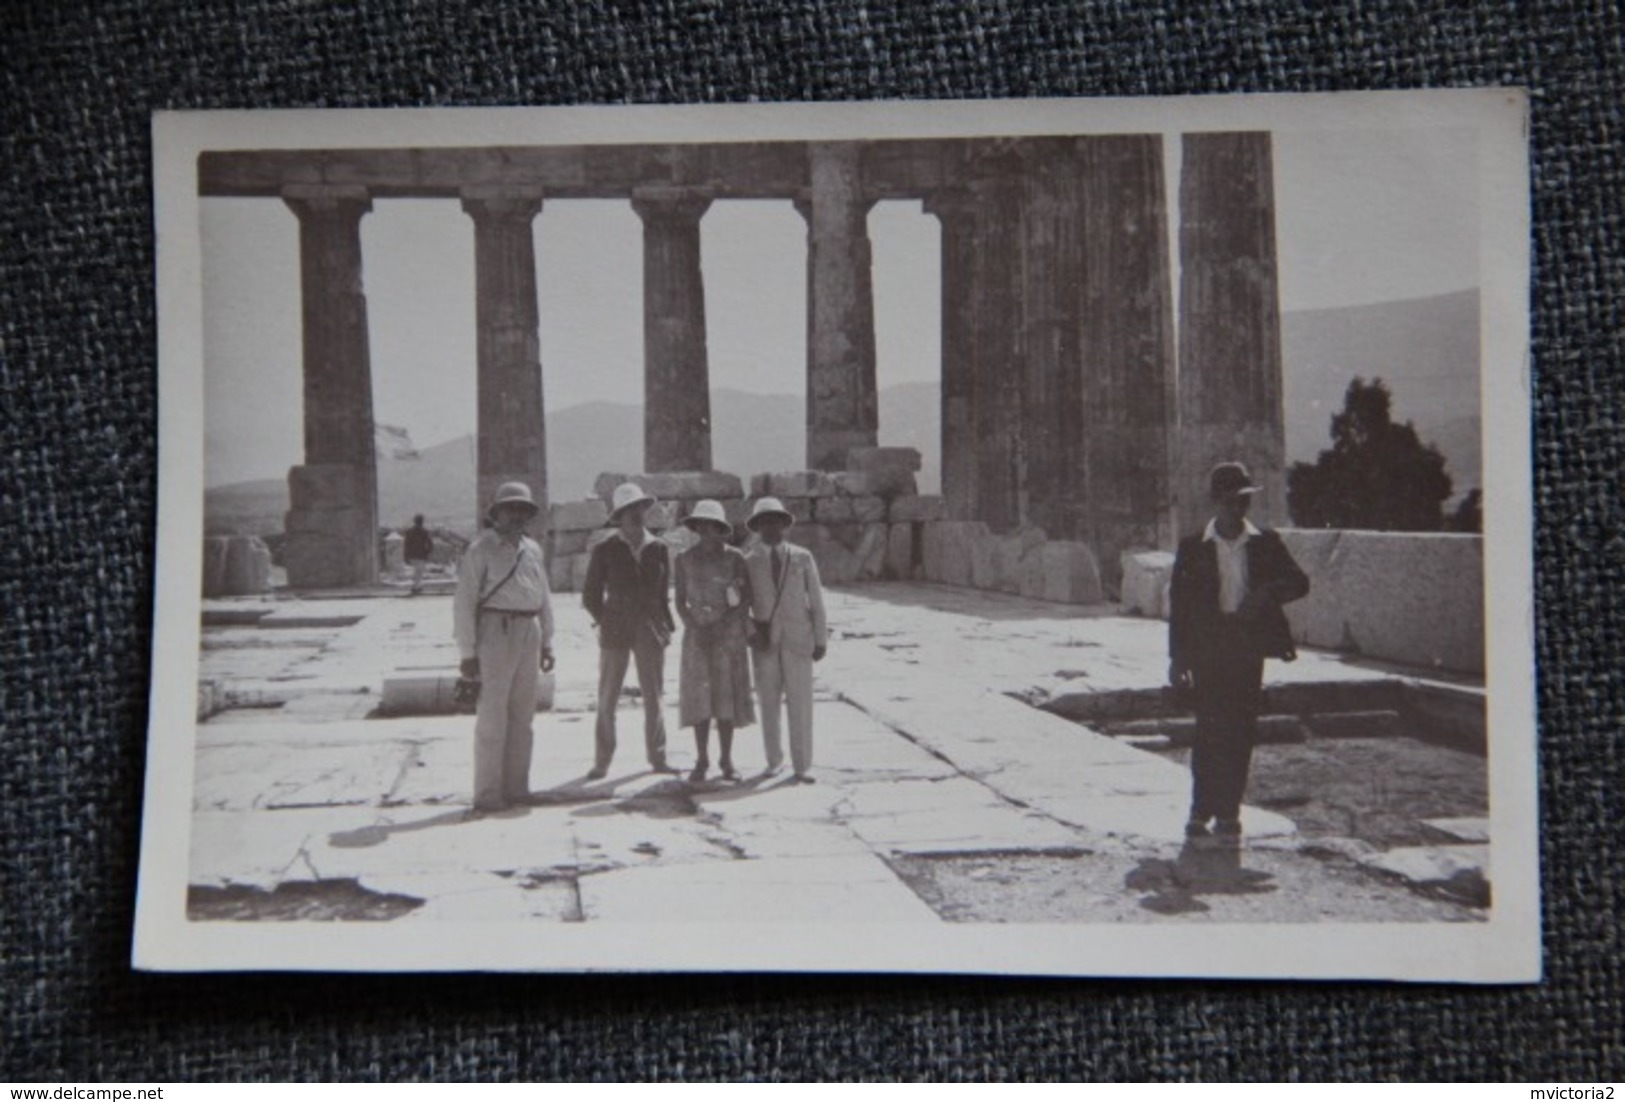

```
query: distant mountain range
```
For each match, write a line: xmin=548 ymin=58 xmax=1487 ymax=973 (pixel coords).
xmin=207 ymin=290 xmax=1481 ymax=535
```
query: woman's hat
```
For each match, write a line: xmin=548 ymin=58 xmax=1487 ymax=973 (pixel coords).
xmin=607 ymin=481 xmax=658 ymax=524
xmin=746 ymin=496 xmax=795 ymax=531
xmin=682 ymin=499 xmax=732 ymax=534
xmin=487 ymin=481 xmax=539 ymax=519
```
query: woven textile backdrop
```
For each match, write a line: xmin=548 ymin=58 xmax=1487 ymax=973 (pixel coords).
xmin=3 ymin=1 xmax=1620 ymax=1082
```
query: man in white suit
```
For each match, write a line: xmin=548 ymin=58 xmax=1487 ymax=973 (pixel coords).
xmin=743 ymin=497 xmax=828 ymax=783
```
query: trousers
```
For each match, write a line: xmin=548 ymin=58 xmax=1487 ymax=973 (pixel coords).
xmin=473 ymin=612 xmax=540 ymax=809
xmin=1189 ymin=623 xmax=1266 ymax=823
xmin=594 ymin=625 xmax=669 ymax=769
xmin=753 ymin=640 xmax=814 ymax=775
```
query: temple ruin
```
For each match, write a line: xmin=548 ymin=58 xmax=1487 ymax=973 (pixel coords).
xmin=198 ymin=132 xmax=1284 ymax=590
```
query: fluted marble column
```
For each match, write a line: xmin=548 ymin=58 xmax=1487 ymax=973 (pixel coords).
xmin=462 ymin=186 xmax=548 ymax=520
xmin=801 ymin=143 xmax=879 ymax=470
xmin=1176 ymin=132 xmax=1285 ymax=537
xmin=964 ymin=146 xmax=1027 ymax=533
xmin=281 ymin=184 xmax=378 ymax=588
xmin=1016 ymin=138 xmax=1085 ymax=539
xmin=632 ymin=187 xmax=713 ymax=472
xmin=1077 ymin=134 xmax=1178 ymax=578
xmin=924 ymin=185 xmax=981 ymax=521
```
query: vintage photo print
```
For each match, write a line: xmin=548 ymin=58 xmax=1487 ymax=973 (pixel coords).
xmin=137 ymin=90 xmax=1535 ymax=979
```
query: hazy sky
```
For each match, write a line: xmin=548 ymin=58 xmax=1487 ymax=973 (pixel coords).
xmin=202 ymin=126 xmax=1479 ymax=486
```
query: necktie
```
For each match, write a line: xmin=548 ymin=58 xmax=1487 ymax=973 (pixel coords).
xmin=773 ymin=547 xmax=785 ymax=589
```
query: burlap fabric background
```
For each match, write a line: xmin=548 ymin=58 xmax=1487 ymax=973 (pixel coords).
xmin=3 ymin=1 xmax=1620 ymax=1082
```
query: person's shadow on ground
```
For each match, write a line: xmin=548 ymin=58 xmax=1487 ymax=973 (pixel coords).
xmin=1124 ymin=841 xmax=1278 ymax=915
xmin=327 ymin=807 xmax=505 ymax=849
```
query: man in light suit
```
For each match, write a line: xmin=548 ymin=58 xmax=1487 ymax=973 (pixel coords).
xmin=743 ymin=497 xmax=828 ymax=783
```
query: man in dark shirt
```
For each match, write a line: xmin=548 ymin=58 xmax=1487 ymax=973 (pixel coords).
xmin=1169 ymin=462 xmax=1310 ymax=841
xmin=583 ymin=482 xmax=677 ymax=778
xmin=403 ymin=514 xmax=434 ymax=594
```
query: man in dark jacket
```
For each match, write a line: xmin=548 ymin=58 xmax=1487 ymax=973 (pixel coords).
xmin=1169 ymin=462 xmax=1310 ymax=841
xmin=583 ymin=482 xmax=677 ymax=778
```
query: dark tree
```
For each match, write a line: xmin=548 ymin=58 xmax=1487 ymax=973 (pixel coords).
xmin=1287 ymin=377 xmax=1453 ymax=531
xmin=1449 ymin=488 xmax=1483 ymax=533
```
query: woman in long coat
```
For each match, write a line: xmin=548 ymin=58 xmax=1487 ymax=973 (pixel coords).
xmin=673 ymin=500 xmax=756 ymax=782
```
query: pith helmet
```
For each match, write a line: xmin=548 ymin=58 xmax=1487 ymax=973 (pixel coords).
xmin=607 ymin=481 xmax=658 ymax=524
xmin=746 ymin=496 xmax=795 ymax=531
xmin=682 ymin=499 xmax=732 ymax=534
xmin=487 ymin=481 xmax=539 ymax=518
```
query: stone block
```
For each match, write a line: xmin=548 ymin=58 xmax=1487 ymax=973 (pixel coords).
xmin=854 ymin=524 xmax=889 ymax=580
xmin=593 ymin=472 xmax=631 ymax=501
xmin=888 ymin=494 xmax=945 ymax=523
xmin=787 ymin=523 xmax=860 ymax=584
xmin=844 ymin=446 xmax=922 ymax=474
xmin=282 ymin=504 xmax=366 ymax=537
xmin=765 ymin=471 xmax=837 ymax=498
xmin=550 ymin=498 xmax=609 ymax=531
xmin=779 ymin=497 xmax=813 ymax=523
xmin=625 ymin=470 xmax=745 ymax=501
xmin=288 ymin=463 xmax=361 ymax=511
xmin=281 ymin=529 xmax=365 ymax=590
xmin=849 ymin=495 xmax=888 ymax=524
xmin=570 ymin=553 xmax=593 ymax=592
xmin=1019 ymin=541 xmax=1104 ymax=605
xmin=748 ymin=473 xmax=772 ymax=497
xmin=1279 ymin=529 xmax=1484 ymax=674
xmin=203 ymin=536 xmax=271 ymax=597
xmin=921 ymin=521 xmax=988 ymax=588
xmin=1120 ymin=550 xmax=1176 ymax=618
xmin=885 ymin=522 xmax=916 ymax=580
xmin=981 ymin=527 xmax=1045 ymax=594
xmin=547 ymin=553 xmax=574 ymax=593
xmin=814 ymin=496 xmax=857 ymax=523
xmin=550 ymin=530 xmax=590 ymax=557
xmin=836 ymin=468 xmax=916 ymax=499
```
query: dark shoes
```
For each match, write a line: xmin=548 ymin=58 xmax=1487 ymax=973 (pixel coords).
xmin=584 ymin=767 xmax=608 ymax=781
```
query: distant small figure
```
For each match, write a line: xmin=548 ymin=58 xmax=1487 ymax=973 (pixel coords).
xmin=743 ymin=497 xmax=827 ymax=784
xmin=403 ymin=513 xmax=434 ymax=594
xmin=453 ymin=483 xmax=555 ymax=814
xmin=1169 ymin=462 xmax=1310 ymax=843
xmin=674 ymin=500 xmax=755 ymax=784
xmin=583 ymin=482 xmax=676 ymax=778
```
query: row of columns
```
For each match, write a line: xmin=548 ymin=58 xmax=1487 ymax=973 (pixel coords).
xmin=275 ymin=134 xmax=1281 ymax=590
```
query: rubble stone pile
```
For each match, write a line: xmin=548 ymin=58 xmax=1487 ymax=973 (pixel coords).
xmin=540 ymin=446 xmax=1105 ymax=607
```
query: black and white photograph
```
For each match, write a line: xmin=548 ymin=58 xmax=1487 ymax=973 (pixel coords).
xmin=136 ymin=91 xmax=1534 ymax=978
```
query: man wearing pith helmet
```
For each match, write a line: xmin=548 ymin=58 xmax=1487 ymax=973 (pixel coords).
xmin=582 ymin=481 xmax=678 ymax=778
xmin=452 ymin=481 xmax=555 ymax=814
xmin=1168 ymin=461 xmax=1309 ymax=843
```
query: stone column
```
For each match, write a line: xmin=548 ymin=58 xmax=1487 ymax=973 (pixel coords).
xmin=280 ymin=184 xmax=378 ymax=589
xmin=632 ymin=187 xmax=713 ymax=472
xmin=801 ymin=143 xmax=879 ymax=470
xmin=1176 ymin=132 xmax=1286 ymax=536
xmin=462 ymin=186 xmax=547 ymax=521
xmin=923 ymin=186 xmax=980 ymax=521
xmin=1016 ymin=138 xmax=1085 ymax=539
xmin=964 ymin=145 xmax=1026 ymax=533
xmin=1077 ymin=134 xmax=1178 ymax=582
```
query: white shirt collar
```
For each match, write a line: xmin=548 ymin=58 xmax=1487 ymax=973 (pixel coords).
xmin=1203 ymin=518 xmax=1261 ymax=543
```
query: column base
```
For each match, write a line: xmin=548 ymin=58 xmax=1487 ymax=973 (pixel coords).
xmin=282 ymin=464 xmax=376 ymax=589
